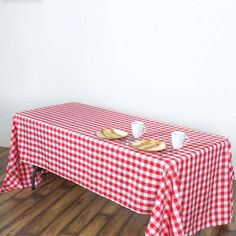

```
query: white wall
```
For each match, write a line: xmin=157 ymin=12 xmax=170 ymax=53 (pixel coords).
xmin=0 ymin=0 xmax=236 ymax=169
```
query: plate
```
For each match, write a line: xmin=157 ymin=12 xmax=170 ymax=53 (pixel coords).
xmin=96 ymin=128 xmax=128 ymax=140
xmin=132 ymin=139 xmax=166 ymax=152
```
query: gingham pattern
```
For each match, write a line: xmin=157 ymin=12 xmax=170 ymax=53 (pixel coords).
xmin=0 ymin=103 xmax=234 ymax=236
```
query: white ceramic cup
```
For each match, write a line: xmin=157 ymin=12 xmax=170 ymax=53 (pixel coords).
xmin=171 ymin=131 xmax=189 ymax=149
xmin=132 ymin=121 xmax=146 ymax=139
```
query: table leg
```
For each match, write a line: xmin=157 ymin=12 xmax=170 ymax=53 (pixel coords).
xmin=32 ymin=166 xmax=42 ymax=190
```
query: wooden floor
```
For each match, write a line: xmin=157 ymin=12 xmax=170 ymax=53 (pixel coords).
xmin=0 ymin=147 xmax=236 ymax=236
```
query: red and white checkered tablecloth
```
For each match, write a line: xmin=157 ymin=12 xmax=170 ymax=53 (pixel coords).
xmin=0 ymin=102 xmax=234 ymax=236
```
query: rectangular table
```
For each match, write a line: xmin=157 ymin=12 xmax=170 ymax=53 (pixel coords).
xmin=0 ymin=102 xmax=234 ymax=236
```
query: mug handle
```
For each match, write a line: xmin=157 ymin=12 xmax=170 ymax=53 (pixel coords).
xmin=143 ymin=126 xmax=147 ymax=134
xmin=184 ymin=135 xmax=189 ymax=145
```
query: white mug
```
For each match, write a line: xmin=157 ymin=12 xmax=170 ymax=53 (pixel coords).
xmin=171 ymin=131 xmax=189 ymax=149
xmin=132 ymin=121 xmax=146 ymax=139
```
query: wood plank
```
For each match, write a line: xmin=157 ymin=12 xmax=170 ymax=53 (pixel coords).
xmin=0 ymin=177 xmax=66 ymax=233
xmin=0 ymin=196 xmax=20 ymax=219
xmin=219 ymin=232 xmax=236 ymax=236
xmin=99 ymin=201 xmax=121 ymax=216
xmin=0 ymin=175 xmax=63 ymax=217
xmin=62 ymin=195 xmax=109 ymax=235
xmin=97 ymin=207 xmax=133 ymax=236
xmin=78 ymin=214 xmax=109 ymax=236
xmin=78 ymin=201 xmax=121 ymax=236
xmin=53 ymin=234 xmax=70 ymax=236
xmin=19 ymin=185 xmax=86 ymax=235
xmin=0 ymin=179 xmax=76 ymax=235
xmin=0 ymin=149 xmax=9 ymax=163
xmin=0 ymin=189 xmax=20 ymax=205
xmin=118 ymin=213 xmax=150 ymax=236
xmin=0 ymin=173 xmax=55 ymax=206
xmin=0 ymin=149 xmax=10 ymax=173
xmin=8 ymin=233 xmax=33 ymax=236
xmin=13 ymin=174 xmax=56 ymax=200
xmin=40 ymin=189 xmax=98 ymax=236
xmin=1 ymin=148 xmax=9 ymax=156
xmin=0 ymin=149 xmax=10 ymax=185
xmin=138 ymin=225 xmax=147 ymax=236
xmin=199 ymin=227 xmax=220 ymax=236
xmin=0 ymin=173 xmax=6 ymax=184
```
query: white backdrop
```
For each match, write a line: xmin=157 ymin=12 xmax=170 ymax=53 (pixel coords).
xmin=0 ymin=0 xmax=236 ymax=170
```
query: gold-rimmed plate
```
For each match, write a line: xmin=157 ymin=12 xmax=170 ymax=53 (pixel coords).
xmin=132 ymin=139 xmax=166 ymax=152
xmin=96 ymin=128 xmax=128 ymax=140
